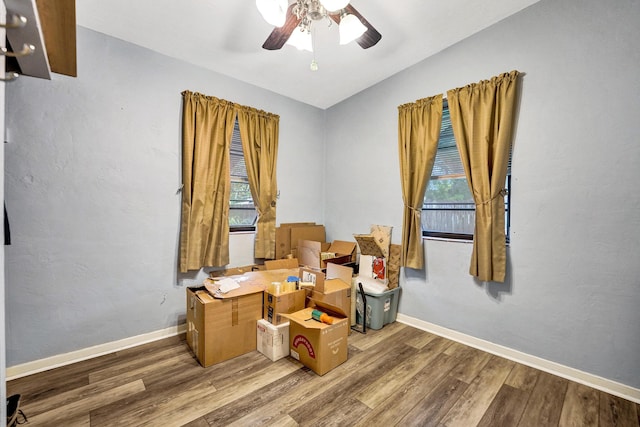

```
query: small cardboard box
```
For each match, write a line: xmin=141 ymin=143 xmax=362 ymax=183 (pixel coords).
xmin=275 ymin=223 xmax=326 ymax=260
xmin=298 ymin=240 xmax=357 ymax=269
xmin=186 ymin=285 xmax=263 ymax=367
xmin=301 ymin=264 xmax=353 ymax=330
xmin=285 ymin=301 xmax=349 ymax=375
xmin=257 ymin=319 xmax=290 ymax=361
xmin=264 ymin=289 xmax=306 ymax=325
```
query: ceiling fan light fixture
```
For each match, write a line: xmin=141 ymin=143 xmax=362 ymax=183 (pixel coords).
xmin=256 ymin=0 xmax=288 ymax=27
xmin=286 ymin=29 xmax=313 ymax=52
xmin=339 ymin=13 xmax=367 ymax=45
xmin=319 ymin=0 xmax=350 ymax=12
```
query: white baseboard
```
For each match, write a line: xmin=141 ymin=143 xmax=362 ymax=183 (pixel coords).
xmin=6 ymin=324 xmax=187 ymax=381
xmin=7 ymin=317 xmax=640 ymax=405
xmin=397 ymin=313 xmax=640 ymax=404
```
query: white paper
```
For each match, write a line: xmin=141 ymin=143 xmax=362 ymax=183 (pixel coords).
xmin=216 ymin=277 xmax=240 ymax=293
xmin=359 ymin=255 xmax=375 ymax=278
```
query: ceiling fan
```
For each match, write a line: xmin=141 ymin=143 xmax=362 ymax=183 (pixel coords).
xmin=257 ymin=0 xmax=382 ymax=51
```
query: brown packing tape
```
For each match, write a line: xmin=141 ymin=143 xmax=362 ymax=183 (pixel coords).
xmin=232 ymin=299 xmax=238 ymax=326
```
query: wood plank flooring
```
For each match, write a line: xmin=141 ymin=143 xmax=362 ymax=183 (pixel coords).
xmin=7 ymin=322 xmax=640 ymax=426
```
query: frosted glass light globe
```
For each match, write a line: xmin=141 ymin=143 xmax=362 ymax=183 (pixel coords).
xmin=339 ymin=13 xmax=366 ymax=45
xmin=256 ymin=0 xmax=288 ymax=27
xmin=319 ymin=0 xmax=350 ymax=12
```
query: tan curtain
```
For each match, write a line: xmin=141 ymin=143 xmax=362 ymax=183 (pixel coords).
xmin=179 ymin=91 xmax=235 ymax=272
xmin=447 ymin=71 xmax=520 ymax=282
xmin=236 ymin=106 xmax=280 ymax=259
xmin=398 ymin=95 xmax=443 ymax=269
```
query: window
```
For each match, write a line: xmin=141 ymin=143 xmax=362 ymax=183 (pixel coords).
xmin=229 ymin=119 xmax=257 ymax=230
xmin=422 ymin=101 xmax=511 ymax=240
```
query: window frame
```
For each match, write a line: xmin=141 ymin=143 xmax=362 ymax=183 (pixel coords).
xmin=422 ymin=101 xmax=511 ymax=242
xmin=229 ymin=119 xmax=257 ymax=232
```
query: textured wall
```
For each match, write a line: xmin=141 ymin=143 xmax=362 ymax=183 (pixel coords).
xmin=4 ymin=27 xmax=326 ymax=366
xmin=323 ymin=0 xmax=640 ymax=389
xmin=1 ymin=6 xmax=6 ymax=416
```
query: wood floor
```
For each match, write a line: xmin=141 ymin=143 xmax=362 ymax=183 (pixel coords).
xmin=7 ymin=322 xmax=640 ymax=427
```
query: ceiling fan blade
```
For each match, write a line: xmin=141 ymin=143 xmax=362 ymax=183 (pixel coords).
xmin=345 ymin=4 xmax=382 ymax=49
xmin=262 ymin=4 xmax=301 ymax=50
xmin=329 ymin=4 xmax=382 ymax=49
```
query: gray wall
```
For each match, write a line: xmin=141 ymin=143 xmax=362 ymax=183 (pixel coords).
xmin=4 ymin=27 xmax=326 ymax=366
xmin=323 ymin=0 xmax=640 ymax=389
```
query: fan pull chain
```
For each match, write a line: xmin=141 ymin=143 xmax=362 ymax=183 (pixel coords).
xmin=310 ymin=25 xmax=318 ymax=71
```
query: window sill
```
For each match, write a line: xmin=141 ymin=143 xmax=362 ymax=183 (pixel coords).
xmin=230 ymin=227 xmax=256 ymax=234
xmin=422 ymin=235 xmax=510 ymax=247
xmin=423 ymin=235 xmax=473 ymax=244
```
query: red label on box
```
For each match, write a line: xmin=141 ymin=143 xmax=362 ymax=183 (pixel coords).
xmin=292 ymin=335 xmax=316 ymax=359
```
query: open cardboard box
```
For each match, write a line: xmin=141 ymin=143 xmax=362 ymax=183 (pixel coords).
xmin=275 ymin=223 xmax=326 ymax=260
xmin=263 ymin=287 xmax=306 ymax=325
xmin=300 ymin=263 xmax=353 ymax=332
xmin=298 ymin=239 xmax=357 ymax=269
xmin=284 ymin=299 xmax=349 ymax=375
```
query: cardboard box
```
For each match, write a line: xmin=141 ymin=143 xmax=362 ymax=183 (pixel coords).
xmin=301 ymin=264 xmax=353 ymax=330
xmin=257 ymin=319 xmax=290 ymax=361
xmin=370 ymin=224 xmax=393 ymax=258
xmin=239 ymin=268 xmax=300 ymax=285
xmin=387 ymin=244 xmax=402 ymax=289
xmin=275 ymin=223 xmax=325 ymax=260
xmin=186 ymin=285 xmax=263 ymax=367
xmin=298 ymin=240 xmax=357 ymax=269
xmin=209 ymin=264 xmax=264 ymax=278
xmin=353 ymin=234 xmax=385 ymax=258
xmin=264 ymin=258 xmax=299 ymax=270
xmin=264 ymin=289 xmax=306 ymax=325
xmin=285 ymin=301 xmax=349 ymax=375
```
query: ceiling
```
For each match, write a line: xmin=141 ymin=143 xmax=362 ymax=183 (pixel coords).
xmin=76 ymin=0 xmax=539 ymax=109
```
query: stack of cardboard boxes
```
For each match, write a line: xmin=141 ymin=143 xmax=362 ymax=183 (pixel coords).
xmin=185 ymin=222 xmax=400 ymax=375
xmin=186 ymin=256 xmax=355 ymax=375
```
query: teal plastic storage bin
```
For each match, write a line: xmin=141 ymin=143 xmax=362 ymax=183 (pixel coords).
xmin=355 ymin=287 xmax=401 ymax=330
